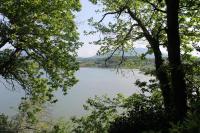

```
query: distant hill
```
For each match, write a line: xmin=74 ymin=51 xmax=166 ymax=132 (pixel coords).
xmin=77 ymin=47 xmax=170 ymax=69
xmin=81 ymin=48 xmax=155 ymax=59
xmin=77 ymin=48 xmax=156 ymax=69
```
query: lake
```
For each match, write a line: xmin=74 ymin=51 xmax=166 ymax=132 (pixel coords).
xmin=0 ymin=68 xmax=151 ymax=119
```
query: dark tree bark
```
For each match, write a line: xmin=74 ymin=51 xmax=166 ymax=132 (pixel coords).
xmin=126 ymin=0 xmax=187 ymax=122
xmin=127 ymin=9 xmax=172 ymax=115
xmin=165 ymin=0 xmax=187 ymax=122
xmin=151 ymin=41 xmax=172 ymax=115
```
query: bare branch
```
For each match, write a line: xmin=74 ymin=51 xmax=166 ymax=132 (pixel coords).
xmin=143 ymin=0 xmax=166 ymax=13
xmin=118 ymin=45 xmax=125 ymax=67
xmin=126 ymin=8 xmax=153 ymax=42
xmin=192 ymin=44 xmax=200 ymax=52
xmin=104 ymin=23 xmax=137 ymax=67
xmin=99 ymin=12 xmax=119 ymax=23
xmin=98 ymin=7 xmax=126 ymax=23
xmin=104 ymin=45 xmax=120 ymax=66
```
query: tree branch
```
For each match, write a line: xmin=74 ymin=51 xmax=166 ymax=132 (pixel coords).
xmin=126 ymin=8 xmax=153 ymax=43
xmin=104 ymin=23 xmax=138 ymax=66
xmin=104 ymin=46 xmax=120 ymax=66
xmin=143 ymin=0 xmax=166 ymax=13
xmin=98 ymin=7 xmax=126 ymax=23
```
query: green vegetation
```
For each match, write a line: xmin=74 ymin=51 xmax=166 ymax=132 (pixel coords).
xmin=88 ymin=0 xmax=200 ymax=124
xmin=71 ymin=79 xmax=167 ymax=133
xmin=78 ymin=56 xmax=154 ymax=70
xmin=0 ymin=0 xmax=200 ymax=132
xmin=70 ymin=55 xmax=200 ymax=132
xmin=0 ymin=0 xmax=81 ymax=129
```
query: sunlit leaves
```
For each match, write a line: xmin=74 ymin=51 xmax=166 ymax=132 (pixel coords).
xmin=87 ymin=0 xmax=168 ymax=60
xmin=0 ymin=0 xmax=81 ymax=123
xmin=72 ymin=80 xmax=163 ymax=133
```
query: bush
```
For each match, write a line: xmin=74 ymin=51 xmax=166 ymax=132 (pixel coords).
xmin=108 ymin=92 xmax=169 ymax=133
xmin=0 ymin=114 xmax=16 ymax=133
xmin=170 ymin=104 xmax=200 ymax=133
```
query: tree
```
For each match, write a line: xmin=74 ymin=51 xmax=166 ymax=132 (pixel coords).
xmin=0 ymin=0 xmax=81 ymax=123
xmin=72 ymin=81 xmax=169 ymax=133
xmin=88 ymin=0 xmax=200 ymax=122
xmin=165 ymin=0 xmax=187 ymax=122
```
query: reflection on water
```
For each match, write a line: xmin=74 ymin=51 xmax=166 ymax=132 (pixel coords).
xmin=0 ymin=68 xmax=152 ymax=118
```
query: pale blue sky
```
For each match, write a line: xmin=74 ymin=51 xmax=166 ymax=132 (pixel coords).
xmin=76 ymin=0 xmax=101 ymax=57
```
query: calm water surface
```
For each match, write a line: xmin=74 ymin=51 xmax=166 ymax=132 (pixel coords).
xmin=0 ymin=68 xmax=151 ymax=119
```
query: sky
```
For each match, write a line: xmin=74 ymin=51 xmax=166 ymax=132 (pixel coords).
xmin=75 ymin=0 xmax=101 ymax=57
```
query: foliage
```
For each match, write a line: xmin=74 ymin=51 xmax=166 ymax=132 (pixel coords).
xmin=72 ymin=94 xmax=122 ymax=133
xmin=0 ymin=113 xmax=74 ymax=133
xmin=45 ymin=119 xmax=73 ymax=133
xmin=170 ymin=110 xmax=200 ymax=133
xmin=0 ymin=0 xmax=81 ymax=123
xmin=108 ymin=79 xmax=169 ymax=133
xmin=87 ymin=0 xmax=166 ymax=56
xmin=78 ymin=56 xmax=155 ymax=69
xmin=71 ymin=72 xmax=200 ymax=133
xmin=0 ymin=114 xmax=17 ymax=133
xmin=0 ymin=0 xmax=199 ymax=132
xmin=88 ymin=0 xmax=200 ymax=57
xmin=183 ymin=57 xmax=200 ymax=107
xmin=88 ymin=0 xmax=200 ymax=123
xmin=71 ymin=78 xmax=169 ymax=133
xmin=109 ymin=102 xmax=167 ymax=133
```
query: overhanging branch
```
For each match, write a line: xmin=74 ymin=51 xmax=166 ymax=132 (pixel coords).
xmin=98 ymin=7 xmax=126 ymax=23
xmin=143 ymin=0 xmax=166 ymax=13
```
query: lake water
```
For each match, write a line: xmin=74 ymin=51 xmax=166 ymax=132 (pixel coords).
xmin=0 ymin=68 xmax=151 ymax=119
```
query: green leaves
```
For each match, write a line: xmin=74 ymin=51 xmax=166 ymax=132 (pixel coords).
xmin=72 ymin=94 xmax=123 ymax=133
xmin=0 ymin=0 xmax=81 ymax=123
xmin=72 ymin=78 xmax=164 ymax=133
xmin=87 ymin=0 xmax=167 ymax=61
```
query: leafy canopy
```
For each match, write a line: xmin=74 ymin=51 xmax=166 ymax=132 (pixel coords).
xmin=0 ymin=0 xmax=81 ymax=121
xmin=88 ymin=0 xmax=200 ymax=60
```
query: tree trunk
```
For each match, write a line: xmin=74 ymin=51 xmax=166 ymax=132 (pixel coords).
xmin=127 ymin=8 xmax=172 ymax=116
xmin=165 ymin=0 xmax=187 ymax=122
xmin=151 ymin=42 xmax=172 ymax=115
